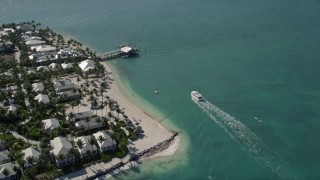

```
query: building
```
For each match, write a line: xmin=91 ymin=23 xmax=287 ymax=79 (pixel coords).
xmin=7 ymin=105 xmax=17 ymax=114
xmin=50 ymin=137 xmax=75 ymax=168
xmin=67 ymin=111 xmax=93 ymax=122
xmin=75 ymin=118 xmax=103 ymax=131
xmin=42 ymin=118 xmax=60 ymax=133
xmin=48 ymin=63 xmax=60 ymax=70
xmin=54 ymin=79 xmax=77 ymax=92
xmin=34 ymin=94 xmax=50 ymax=104
xmin=57 ymin=90 xmax=81 ymax=102
xmin=0 ymin=150 xmax=10 ymax=164
xmin=25 ymin=39 xmax=45 ymax=48
xmin=32 ymin=82 xmax=44 ymax=93
xmin=73 ymin=136 xmax=97 ymax=158
xmin=93 ymin=131 xmax=116 ymax=152
xmin=21 ymin=147 xmax=41 ymax=168
xmin=36 ymin=66 xmax=49 ymax=71
xmin=61 ymin=63 xmax=73 ymax=70
xmin=0 ymin=163 xmax=18 ymax=180
xmin=78 ymin=60 xmax=96 ymax=72
xmin=31 ymin=45 xmax=56 ymax=53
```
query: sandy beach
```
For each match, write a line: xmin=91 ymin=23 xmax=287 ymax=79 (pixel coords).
xmin=58 ymin=60 xmax=179 ymax=179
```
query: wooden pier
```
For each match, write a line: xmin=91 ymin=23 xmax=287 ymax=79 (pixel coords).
xmin=101 ymin=45 xmax=139 ymax=60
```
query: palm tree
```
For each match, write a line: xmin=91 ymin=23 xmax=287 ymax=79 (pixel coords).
xmin=76 ymin=139 xmax=84 ymax=150
xmin=108 ymin=112 xmax=113 ymax=122
xmin=26 ymin=156 xmax=34 ymax=166
xmin=116 ymin=107 xmax=121 ymax=119
xmin=95 ymin=118 xmax=102 ymax=130
xmin=85 ymin=117 xmax=90 ymax=130
xmin=97 ymin=135 xmax=105 ymax=150
xmin=2 ymin=168 xmax=10 ymax=177
xmin=88 ymin=136 xmax=96 ymax=158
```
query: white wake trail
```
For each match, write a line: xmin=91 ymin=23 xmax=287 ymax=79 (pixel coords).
xmin=194 ymin=99 xmax=295 ymax=179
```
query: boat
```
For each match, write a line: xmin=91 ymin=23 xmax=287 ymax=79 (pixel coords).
xmin=191 ymin=91 xmax=205 ymax=102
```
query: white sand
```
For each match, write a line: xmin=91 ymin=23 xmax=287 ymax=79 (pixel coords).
xmin=65 ymin=62 xmax=174 ymax=154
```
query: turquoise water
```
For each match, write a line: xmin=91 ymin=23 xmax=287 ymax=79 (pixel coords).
xmin=1 ymin=0 xmax=320 ymax=179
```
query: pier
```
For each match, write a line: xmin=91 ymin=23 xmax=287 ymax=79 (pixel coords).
xmin=101 ymin=45 xmax=139 ymax=60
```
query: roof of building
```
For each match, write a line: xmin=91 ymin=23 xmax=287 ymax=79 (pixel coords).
xmin=34 ymin=94 xmax=50 ymax=104
xmin=36 ymin=66 xmax=49 ymax=71
xmin=67 ymin=111 xmax=93 ymax=122
xmin=78 ymin=60 xmax=96 ymax=72
xmin=61 ymin=63 xmax=73 ymax=69
xmin=31 ymin=45 xmax=56 ymax=52
xmin=0 ymin=163 xmax=17 ymax=179
xmin=32 ymin=82 xmax=44 ymax=92
xmin=54 ymin=79 xmax=76 ymax=92
xmin=120 ymin=46 xmax=133 ymax=53
xmin=25 ymin=39 xmax=45 ymax=46
xmin=49 ymin=63 xmax=60 ymax=69
xmin=75 ymin=118 xmax=103 ymax=130
xmin=93 ymin=131 xmax=116 ymax=149
xmin=74 ymin=136 xmax=97 ymax=155
xmin=58 ymin=90 xmax=80 ymax=98
xmin=7 ymin=105 xmax=17 ymax=113
xmin=0 ymin=150 xmax=9 ymax=163
xmin=42 ymin=118 xmax=60 ymax=131
xmin=50 ymin=137 xmax=72 ymax=156
xmin=21 ymin=147 xmax=41 ymax=162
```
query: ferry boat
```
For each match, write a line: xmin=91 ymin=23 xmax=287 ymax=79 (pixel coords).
xmin=191 ymin=91 xmax=205 ymax=102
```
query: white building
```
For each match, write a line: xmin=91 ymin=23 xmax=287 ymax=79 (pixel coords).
xmin=48 ymin=63 xmax=60 ymax=70
xmin=50 ymin=137 xmax=75 ymax=168
xmin=34 ymin=94 xmax=50 ymax=104
xmin=78 ymin=60 xmax=96 ymax=72
xmin=0 ymin=163 xmax=18 ymax=180
xmin=75 ymin=118 xmax=103 ymax=131
xmin=21 ymin=147 xmax=41 ymax=168
xmin=93 ymin=131 xmax=116 ymax=152
xmin=31 ymin=45 xmax=56 ymax=53
xmin=67 ymin=111 xmax=93 ymax=122
xmin=32 ymin=82 xmax=44 ymax=93
xmin=25 ymin=39 xmax=45 ymax=48
xmin=74 ymin=136 xmax=97 ymax=158
xmin=61 ymin=63 xmax=73 ymax=70
xmin=36 ymin=66 xmax=49 ymax=71
xmin=42 ymin=118 xmax=60 ymax=133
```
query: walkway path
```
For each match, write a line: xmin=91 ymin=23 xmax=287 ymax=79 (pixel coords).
xmin=10 ymin=131 xmax=40 ymax=146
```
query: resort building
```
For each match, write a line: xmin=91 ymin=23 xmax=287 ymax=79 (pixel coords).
xmin=25 ymin=39 xmax=45 ymax=48
xmin=42 ymin=118 xmax=60 ymax=133
xmin=93 ymin=131 xmax=116 ymax=152
xmin=78 ymin=60 xmax=96 ymax=72
xmin=7 ymin=105 xmax=17 ymax=114
xmin=36 ymin=66 xmax=49 ymax=71
xmin=0 ymin=150 xmax=10 ymax=164
xmin=0 ymin=163 xmax=18 ymax=180
xmin=75 ymin=118 xmax=103 ymax=131
xmin=34 ymin=94 xmax=50 ymax=104
xmin=21 ymin=147 xmax=41 ymax=168
xmin=48 ymin=63 xmax=60 ymax=70
xmin=67 ymin=111 xmax=93 ymax=122
xmin=73 ymin=136 xmax=98 ymax=158
xmin=31 ymin=45 xmax=56 ymax=53
xmin=57 ymin=90 xmax=80 ymax=102
xmin=50 ymin=137 xmax=75 ymax=168
xmin=54 ymin=79 xmax=77 ymax=92
xmin=32 ymin=82 xmax=44 ymax=93
xmin=61 ymin=63 xmax=73 ymax=70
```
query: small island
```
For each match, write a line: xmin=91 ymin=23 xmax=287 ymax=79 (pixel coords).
xmin=0 ymin=21 xmax=178 ymax=180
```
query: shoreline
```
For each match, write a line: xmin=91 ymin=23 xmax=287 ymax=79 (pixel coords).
xmin=57 ymin=45 xmax=181 ymax=179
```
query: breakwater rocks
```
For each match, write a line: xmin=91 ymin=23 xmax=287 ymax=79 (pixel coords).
xmin=76 ymin=132 xmax=179 ymax=180
xmin=131 ymin=131 xmax=179 ymax=160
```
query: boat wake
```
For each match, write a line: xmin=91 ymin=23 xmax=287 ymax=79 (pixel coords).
xmin=193 ymin=99 xmax=295 ymax=179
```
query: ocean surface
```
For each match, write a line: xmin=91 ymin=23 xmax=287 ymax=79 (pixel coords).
xmin=1 ymin=0 xmax=320 ymax=179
